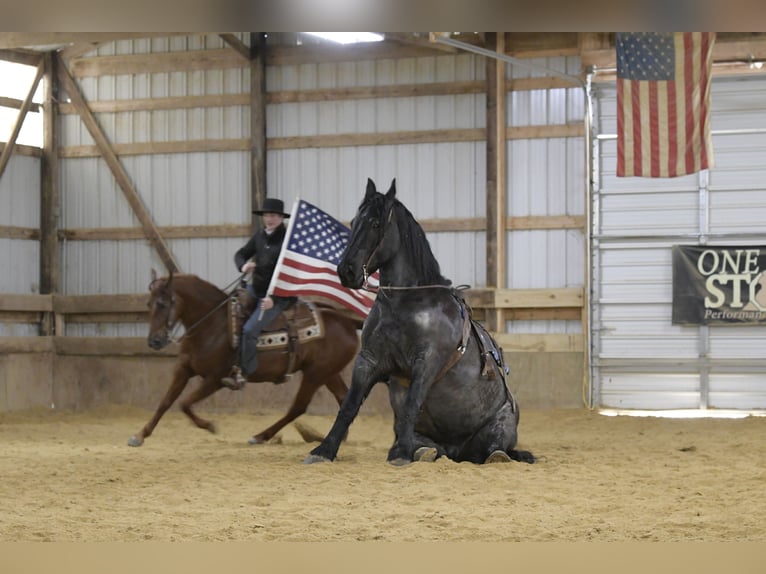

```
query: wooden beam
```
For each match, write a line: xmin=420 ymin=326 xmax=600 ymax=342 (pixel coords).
xmin=0 ymin=96 xmax=41 ymax=113
xmin=219 ymin=33 xmax=251 ymax=62
xmin=0 ymin=225 xmax=39 ymax=239
xmin=58 ymin=93 xmax=249 ymax=114
xmin=40 ymin=53 xmax=59 ymax=337
xmin=485 ymin=32 xmax=507 ymax=332
xmin=59 ymin=138 xmax=250 ymax=158
xmin=0 ymin=336 xmax=54 ymax=353
xmin=53 ymin=215 xmax=585 ymax=241
xmin=0 ymin=143 xmax=42 ymax=158
xmin=52 ymin=336 xmax=178 ymax=357
xmin=40 ymin=52 xmax=59 ymax=300
xmin=0 ymin=49 xmax=43 ymax=66
xmin=494 ymin=332 xmax=583 ymax=353
xmin=251 ymin=32 xmax=267 ymax=229
xmin=0 ymin=61 xmax=43 ymax=181
xmin=69 ymin=49 xmax=242 ymax=77
xmin=0 ymin=294 xmax=53 ymax=312
xmin=58 ymin=223 xmax=250 ymax=241
xmin=56 ymin=55 xmax=180 ymax=274
xmin=52 ymin=294 xmax=148 ymax=314
xmin=56 ymin=77 xmax=575 ymax=115
xmin=464 ymin=288 xmax=584 ymax=309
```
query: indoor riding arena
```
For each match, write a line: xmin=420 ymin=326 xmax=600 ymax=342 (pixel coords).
xmin=1 ymin=32 xmax=766 ymax=544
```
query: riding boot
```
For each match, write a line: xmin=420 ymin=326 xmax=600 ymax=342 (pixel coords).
xmin=221 ymin=365 xmax=247 ymax=390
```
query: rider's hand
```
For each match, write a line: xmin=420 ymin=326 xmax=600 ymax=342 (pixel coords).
xmin=260 ymin=296 xmax=275 ymax=311
xmin=241 ymin=261 xmax=256 ymax=273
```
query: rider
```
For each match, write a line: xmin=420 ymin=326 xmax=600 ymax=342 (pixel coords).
xmin=221 ymin=197 xmax=296 ymax=389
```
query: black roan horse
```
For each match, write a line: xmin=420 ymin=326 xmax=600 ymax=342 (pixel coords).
xmin=304 ymin=178 xmax=535 ymax=465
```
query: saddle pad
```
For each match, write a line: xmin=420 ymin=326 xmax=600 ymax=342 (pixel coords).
xmin=256 ymin=300 xmax=324 ymax=350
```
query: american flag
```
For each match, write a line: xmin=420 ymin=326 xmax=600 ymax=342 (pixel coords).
xmin=267 ymin=199 xmax=377 ymax=318
xmin=616 ymin=32 xmax=715 ymax=178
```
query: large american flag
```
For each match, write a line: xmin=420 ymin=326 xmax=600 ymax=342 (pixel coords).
xmin=267 ymin=199 xmax=377 ymax=318
xmin=616 ymin=32 xmax=715 ymax=178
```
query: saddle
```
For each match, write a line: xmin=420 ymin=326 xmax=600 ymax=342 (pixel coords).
xmin=228 ymin=288 xmax=324 ymax=373
xmin=451 ymin=289 xmax=510 ymax=381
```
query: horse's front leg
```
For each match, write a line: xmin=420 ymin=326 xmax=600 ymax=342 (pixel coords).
xmin=303 ymin=351 xmax=381 ymax=463
xmin=128 ymin=360 xmax=195 ymax=447
xmin=179 ymin=375 xmax=223 ymax=434
xmin=387 ymin=357 xmax=440 ymax=465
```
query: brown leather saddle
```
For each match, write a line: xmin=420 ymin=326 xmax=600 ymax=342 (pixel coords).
xmin=228 ymin=287 xmax=324 ymax=360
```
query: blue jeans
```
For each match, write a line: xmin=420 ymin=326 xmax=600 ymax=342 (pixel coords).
xmin=240 ymin=289 xmax=293 ymax=377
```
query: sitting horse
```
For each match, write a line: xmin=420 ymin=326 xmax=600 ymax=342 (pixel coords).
xmin=304 ymin=178 xmax=535 ymax=465
xmin=128 ymin=270 xmax=361 ymax=447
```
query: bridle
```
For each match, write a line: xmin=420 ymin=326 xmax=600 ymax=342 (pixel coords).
xmin=360 ymin=204 xmax=394 ymax=291
xmin=148 ymin=275 xmax=242 ymax=343
xmin=358 ymin=204 xmax=448 ymax=294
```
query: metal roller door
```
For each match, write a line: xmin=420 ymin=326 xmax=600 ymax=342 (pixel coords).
xmin=591 ymin=74 xmax=766 ymax=411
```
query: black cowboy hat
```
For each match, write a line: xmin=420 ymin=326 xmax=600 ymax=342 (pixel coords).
xmin=252 ymin=197 xmax=290 ymax=217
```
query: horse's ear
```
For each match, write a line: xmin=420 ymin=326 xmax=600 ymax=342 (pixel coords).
xmin=167 ymin=270 xmax=174 ymax=288
xmin=385 ymin=178 xmax=397 ymax=200
xmin=365 ymin=178 xmax=377 ymax=200
xmin=150 ymin=268 xmax=157 ymax=282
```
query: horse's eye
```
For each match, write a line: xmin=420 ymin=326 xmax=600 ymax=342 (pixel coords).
xmin=371 ymin=220 xmax=380 ymax=229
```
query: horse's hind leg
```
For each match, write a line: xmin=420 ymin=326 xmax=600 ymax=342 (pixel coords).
xmin=248 ymin=370 xmax=328 ymax=444
xmin=128 ymin=362 xmax=194 ymax=447
xmin=179 ymin=375 xmax=222 ymax=434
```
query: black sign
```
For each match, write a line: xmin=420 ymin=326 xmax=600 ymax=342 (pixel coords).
xmin=672 ymin=245 xmax=766 ymax=325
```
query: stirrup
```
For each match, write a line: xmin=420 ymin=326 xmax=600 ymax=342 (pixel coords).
xmin=221 ymin=367 xmax=247 ymax=390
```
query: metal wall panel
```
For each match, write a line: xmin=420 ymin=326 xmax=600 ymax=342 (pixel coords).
xmin=0 ymin=155 xmax=43 ymax=336
xmin=592 ymin=74 xmax=766 ymax=410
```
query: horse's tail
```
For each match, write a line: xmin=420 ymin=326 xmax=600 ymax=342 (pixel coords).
xmin=507 ymin=449 xmax=536 ymax=464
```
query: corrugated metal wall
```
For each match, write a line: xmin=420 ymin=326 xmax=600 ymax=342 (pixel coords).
xmin=506 ymin=56 xmax=585 ymax=335
xmin=592 ymin=74 xmax=766 ymax=410
xmin=0 ymin=154 xmax=40 ymax=337
xmin=6 ymin=35 xmax=584 ymax=342
xmin=266 ymin=52 xmax=488 ymax=286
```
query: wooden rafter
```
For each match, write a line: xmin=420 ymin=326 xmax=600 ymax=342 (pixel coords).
xmin=219 ymin=33 xmax=251 ymax=62
xmin=55 ymin=54 xmax=180 ymax=274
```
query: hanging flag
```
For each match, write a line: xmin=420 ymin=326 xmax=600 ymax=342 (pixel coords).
xmin=267 ymin=199 xmax=377 ymax=318
xmin=616 ymin=32 xmax=716 ymax=178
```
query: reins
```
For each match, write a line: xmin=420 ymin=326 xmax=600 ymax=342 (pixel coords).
xmin=153 ymin=274 xmax=245 ymax=343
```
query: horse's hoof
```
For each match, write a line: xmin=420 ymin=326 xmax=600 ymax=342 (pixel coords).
xmin=303 ymin=454 xmax=332 ymax=464
xmin=485 ymin=450 xmax=512 ymax=463
xmin=127 ymin=436 xmax=144 ymax=447
xmin=388 ymin=457 xmax=412 ymax=467
xmin=414 ymin=447 xmax=438 ymax=462
xmin=248 ymin=436 xmax=266 ymax=445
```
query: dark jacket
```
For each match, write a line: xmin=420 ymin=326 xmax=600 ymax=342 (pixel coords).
xmin=234 ymin=224 xmax=287 ymax=298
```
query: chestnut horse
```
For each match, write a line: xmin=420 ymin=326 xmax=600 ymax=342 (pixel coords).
xmin=128 ymin=270 xmax=361 ymax=447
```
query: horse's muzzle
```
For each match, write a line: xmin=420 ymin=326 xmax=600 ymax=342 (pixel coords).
xmin=337 ymin=261 xmax=363 ymax=289
xmin=147 ymin=334 xmax=169 ymax=350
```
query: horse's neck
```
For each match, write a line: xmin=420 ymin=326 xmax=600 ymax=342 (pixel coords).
xmin=173 ymin=277 xmax=226 ymax=327
xmin=379 ymin=255 xmax=422 ymax=287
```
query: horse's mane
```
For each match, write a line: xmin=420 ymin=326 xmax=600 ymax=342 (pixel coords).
xmin=170 ymin=273 xmax=227 ymax=301
xmin=390 ymin=200 xmax=451 ymax=286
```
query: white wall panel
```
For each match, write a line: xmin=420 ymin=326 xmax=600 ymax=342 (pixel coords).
xmin=592 ymin=74 xmax=766 ymax=410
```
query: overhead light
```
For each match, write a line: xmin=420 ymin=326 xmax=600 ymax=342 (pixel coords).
xmin=304 ymin=32 xmax=384 ymax=45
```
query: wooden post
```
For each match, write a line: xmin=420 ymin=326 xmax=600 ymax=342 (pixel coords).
xmin=56 ymin=54 xmax=180 ymax=273
xmin=485 ymin=32 xmax=507 ymax=333
xmin=40 ymin=52 xmax=59 ymax=336
xmin=250 ymin=33 xmax=267 ymax=231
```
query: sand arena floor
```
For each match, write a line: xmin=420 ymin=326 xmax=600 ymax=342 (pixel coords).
xmin=1 ymin=405 xmax=764 ymax=542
